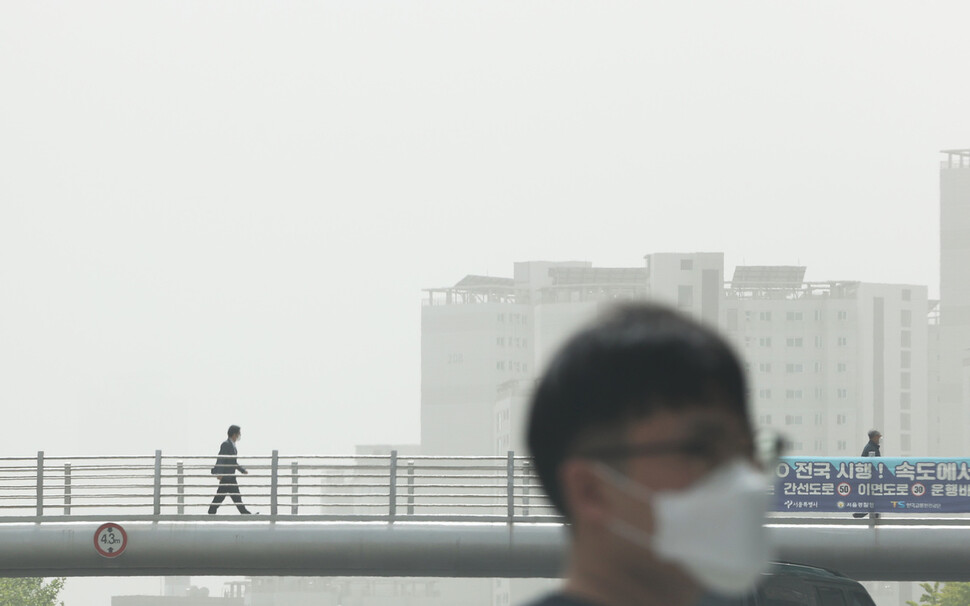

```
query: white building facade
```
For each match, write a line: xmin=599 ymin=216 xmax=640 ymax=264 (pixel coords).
xmin=935 ymin=149 xmax=970 ymax=455
xmin=722 ymin=272 xmax=929 ymax=456
xmin=422 ymin=254 xmax=930 ymax=459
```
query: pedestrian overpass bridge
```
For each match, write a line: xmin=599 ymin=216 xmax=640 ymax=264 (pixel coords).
xmin=2 ymin=451 xmax=969 ymax=581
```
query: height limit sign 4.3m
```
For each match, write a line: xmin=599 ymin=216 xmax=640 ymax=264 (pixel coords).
xmin=94 ymin=523 xmax=128 ymax=558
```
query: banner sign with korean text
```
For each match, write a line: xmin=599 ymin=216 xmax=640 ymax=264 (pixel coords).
xmin=772 ymin=457 xmax=970 ymax=513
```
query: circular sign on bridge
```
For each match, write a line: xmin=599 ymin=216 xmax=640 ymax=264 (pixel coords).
xmin=94 ymin=523 xmax=128 ymax=558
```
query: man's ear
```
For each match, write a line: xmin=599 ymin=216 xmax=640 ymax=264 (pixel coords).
xmin=559 ymin=459 xmax=612 ymax=527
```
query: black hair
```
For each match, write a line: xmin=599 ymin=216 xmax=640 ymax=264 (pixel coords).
xmin=228 ymin=425 xmax=241 ymax=438
xmin=526 ymin=302 xmax=749 ymax=519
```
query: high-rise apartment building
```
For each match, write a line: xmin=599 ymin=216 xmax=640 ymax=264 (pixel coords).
xmin=421 ymin=273 xmax=537 ymax=455
xmin=422 ymin=254 xmax=927 ymax=458
xmin=722 ymin=270 xmax=928 ymax=456
xmin=935 ymin=149 xmax=970 ymax=454
xmin=422 ymin=255 xmax=723 ymax=455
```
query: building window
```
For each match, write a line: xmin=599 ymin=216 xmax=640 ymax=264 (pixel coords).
xmin=901 ymin=413 xmax=911 ymax=431
xmin=785 ymin=363 xmax=803 ymax=373
xmin=759 ymin=363 xmax=772 ymax=373
xmin=678 ymin=285 xmax=694 ymax=308
xmin=837 ymin=440 xmax=847 ymax=451
xmin=901 ymin=392 xmax=911 ymax=409
xmin=745 ymin=311 xmax=754 ymax=323
xmin=498 ymin=314 xmax=505 ymax=322
xmin=901 ymin=331 xmax=911 ymax=348
xmin=496 ymin=337 xmax=505 ymax=347
xmin=901 ymin=309 xmax=912 ymax=327
xmin=814 ymin=387 xmax=824 ymax=400
xmin=814 ymin=361 xmax=823 ymax=372
xmin=786 ymin=311 xmax=803 ymax=321
xmin=900 ymin=434 xmax=912 ymax=452
xmin=901 ymin=372 xmax=911 ymax=389
xmin=815 ymin=413 xmax=824 ymax=425
xmin=759 ymin=414 xmax=772 ymax=425
xmin=815 ymin=335 xmax=823 ymax=348
xmin=837 ymin=362 xmax=847 ymax=373
xmin=902 ymin=289 xmax=912 ymax=301
xmin=814 ymin=310 xmax=822 ymax=321
xmin=760 ymin=311 xmax=772 ymax=321
xmin=759 ymin=337 xmax=772 ymax=347
xmin=758 ymin=389 xmax=772 ymax=399
xmin=837 ymin=310 xmax=848 ymax=320
xmin=496 ymin=361 xmax=505 ymax=370
xmin=785 ymin=415 xmax=802 ymax=425
xmin=681 ymin=259 xmax=693 ymax=270
xmin=837 ymin=388 xmax=848 ymax=399
xmin=786 ymin=337 xmax=803 ymax=347
xmin=837 ymin=414 xmax=847 ymax=425
xmin=785 ymin=389 xmax=803 ymax=400
xmin=901 ymin=351 xmax=911 ymax=369
xmin=837 ymin=336 xmax=848 ymax=347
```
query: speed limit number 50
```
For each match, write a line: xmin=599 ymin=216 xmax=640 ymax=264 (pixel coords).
xmin=94 ymin=523 xmax=128 ymax=558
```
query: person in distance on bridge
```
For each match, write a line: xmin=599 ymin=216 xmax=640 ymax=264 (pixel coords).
xmin=861 ymin=429 xmax=882 ymax=458
xmin=208 ymin=424 xmax=252 ymax=515
xmin=524 ymin=302 xmax=773 ymax=606
xmin=852 ymin=429 xmax=882 ymax=519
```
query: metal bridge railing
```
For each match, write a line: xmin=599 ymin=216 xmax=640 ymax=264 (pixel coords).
xmin=0 ymin=451 xmax=561 ymax=523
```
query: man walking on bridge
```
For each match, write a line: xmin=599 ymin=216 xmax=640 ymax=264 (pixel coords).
xmin=853 ymin=429 xmax=882 ymax=519
xmin=524 ymin=303 xmax=772 ymax=606
xmin=862 ymin=429 xmax=882 ymax=458
xmin=208 ymin=425 xmax=252 ymax=515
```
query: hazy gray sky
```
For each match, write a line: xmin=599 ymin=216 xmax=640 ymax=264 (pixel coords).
xmin=2 ymin=1 xmax=969 ymax=462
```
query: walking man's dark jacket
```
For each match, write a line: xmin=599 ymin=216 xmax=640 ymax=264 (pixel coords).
xmin=861 ymin=440 xmax=881 ymax=457
xmin=213 ymin=439 xmax=247 ymax=476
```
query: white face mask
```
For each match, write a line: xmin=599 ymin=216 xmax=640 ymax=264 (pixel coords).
xmin=596 ymin=459 xmax=773 ymax=596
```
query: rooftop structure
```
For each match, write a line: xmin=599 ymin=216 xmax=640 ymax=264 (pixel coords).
xmin=731 ymin=265 xmax=807 ymax=290
xmin=424 ymin=275 xmax=516 ymax=305
xmin=941 ymin=149 xmax=970 ymax=168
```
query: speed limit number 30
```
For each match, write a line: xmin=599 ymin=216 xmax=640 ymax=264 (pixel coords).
xmin=94 ymin=523 xmax=128 ymax=558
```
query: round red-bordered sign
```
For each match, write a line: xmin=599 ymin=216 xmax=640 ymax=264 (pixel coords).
xmin=94 ymin=523 xmax=128 ymax=558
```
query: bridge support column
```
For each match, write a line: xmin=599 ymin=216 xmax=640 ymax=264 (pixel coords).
xmin=290 ymin=461 xmax=299 ymax=515
xmin=64 ymin=464 xmax=71 ymax=516
xmin=153 ymin=450 xmax=162 ymax=516
xmin=270 ymin=450 xmax=279 ymax=517
xmin=35 ymin=451 xmax=44 ymax=518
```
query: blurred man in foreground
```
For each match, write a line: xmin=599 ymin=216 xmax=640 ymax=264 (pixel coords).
xmin=523 ymin=303 xmax=772 ymax=606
